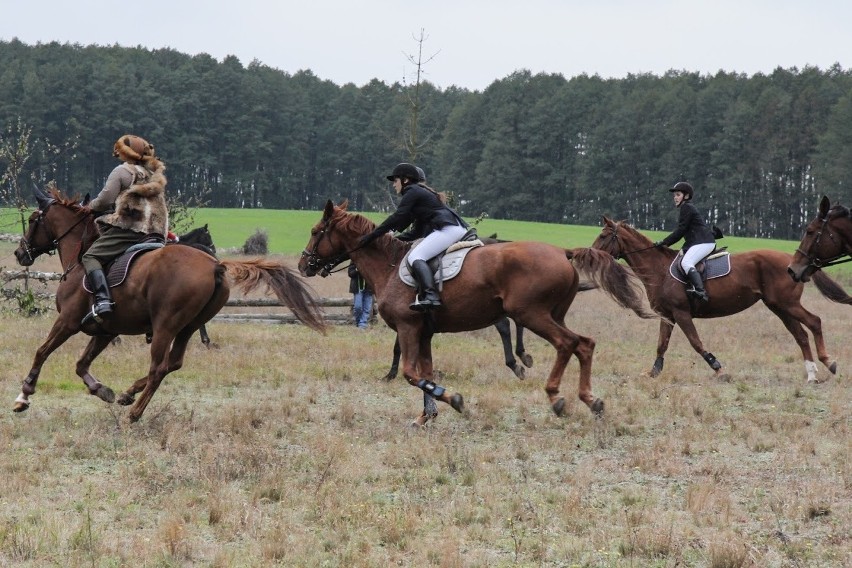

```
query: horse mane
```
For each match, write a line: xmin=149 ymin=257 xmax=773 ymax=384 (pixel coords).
xmin=48 ymin=187 xmax=85 ymax=210
xmin=830 ymin=204 xmax=850 ymax=219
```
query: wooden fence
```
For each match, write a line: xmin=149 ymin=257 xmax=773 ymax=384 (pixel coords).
xmin=1 ymin=269 xmax=357 ymax=325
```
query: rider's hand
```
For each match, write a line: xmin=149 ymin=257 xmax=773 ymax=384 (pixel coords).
xmin=653 ymin=241 xmax=663 ymax=248
xmin=358 ymin=233 xmax=377 ymax=247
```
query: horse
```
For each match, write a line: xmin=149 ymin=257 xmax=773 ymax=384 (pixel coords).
xmin=299 ymin=200 xmax=657 ymax=426
xmin=592 ymin=216 xmax=849 ymax=383
xmin=13 ymin=186 xmax=327 ymax=422
xmin=788 ymin=195 xmax=852 ymax=284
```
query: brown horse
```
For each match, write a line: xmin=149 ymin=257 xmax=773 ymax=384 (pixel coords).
xmin=788 ymin=195 xmax=852 ymax=284
xmin=13 ymin=187 xmax=326 ymax=421
xmin=299 ymin=200 xmax=657 ymax=426
xmin=592 ymin=216 xmax=849 ymax=383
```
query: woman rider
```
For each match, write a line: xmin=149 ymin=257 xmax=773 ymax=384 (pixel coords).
xmin=654 ymin=181 xmax=716 ymax=302
xmin=358 ymin=162 xmax=468 ymax=311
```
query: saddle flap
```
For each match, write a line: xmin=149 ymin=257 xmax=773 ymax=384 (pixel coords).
xmin=82 ymin=243 xmax=163 ymax=291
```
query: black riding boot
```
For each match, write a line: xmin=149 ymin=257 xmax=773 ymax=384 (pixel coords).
xmin=82 ymin=269 xmax=114 ymax=325
xmin=686 ymin=268 xmax=709 ymax=302
xmin=409 ymin=260 xmax=441 ymax=311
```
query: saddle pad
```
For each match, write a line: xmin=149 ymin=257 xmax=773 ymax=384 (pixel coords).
xmin=668 ymin=251 xmax=732 ymax=283
xmin=398 ymin=242 xmax=482 ymax=288
xmin=82 ymin=245 xmax=162 ymax=291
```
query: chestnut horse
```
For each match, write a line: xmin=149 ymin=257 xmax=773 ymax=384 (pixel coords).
xmin=299 ymin=200 xmax=657 ymax=426
xmin=13 ymin=187 xmax=326 ymax=421
xmin=593 ymin=216 xmax=848 ymax=383
xmin=788 ymin=195 xmax=852 ymax=284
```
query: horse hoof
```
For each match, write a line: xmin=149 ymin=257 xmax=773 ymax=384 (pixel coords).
xmin=511 ymin=364 xmax=526 ymax=380
xmin=92 ymin=385 xmax=115 ymax=404
xmin=450 ymin=393 xmax=464 ymax=413
xmin=829 ymin=361 xmax=837 ymax=375
xmin=715 ymin=372 xmax=732 ymax=383
xmin=12 ymin=402 xmax=29 ymax=413
xmin=520 ymin=353 xmax=533 ymax=368
xmin=552 ymin=397 xmax=566 ymax=417
xmin=591 ymin=398 xmax=605 ymax=417
xmin=116 ymin=393 xmax=135 ymax=406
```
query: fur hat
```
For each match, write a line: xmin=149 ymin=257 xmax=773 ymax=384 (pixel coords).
xmin=113 ymin=135 xmax=155 ymax=163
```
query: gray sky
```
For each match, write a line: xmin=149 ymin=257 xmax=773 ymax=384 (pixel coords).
xmin=2 ymin=0 xmax=849 ymax=91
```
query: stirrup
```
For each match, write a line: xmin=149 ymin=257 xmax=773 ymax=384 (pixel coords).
xmin=410 ymin=296 xmax=441 ymax=312
xmin=81 ymin=302 xmax=114 ymax=326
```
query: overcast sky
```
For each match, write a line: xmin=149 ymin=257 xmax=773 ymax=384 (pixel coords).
xmin=2 ymin=0 xmax=849 ymax=91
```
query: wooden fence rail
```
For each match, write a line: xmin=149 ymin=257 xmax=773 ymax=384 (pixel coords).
xmin=2 ymin=270 xmax=355 ymax=324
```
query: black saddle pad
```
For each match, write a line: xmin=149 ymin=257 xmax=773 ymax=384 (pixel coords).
xmin=83 ymin=243 xmax=163 ymax=291
xmin=669 ymin=250 xmax=732 ymax=283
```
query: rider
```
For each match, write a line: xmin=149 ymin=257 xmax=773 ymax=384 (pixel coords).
xmin=81 ymin=134 xmax=169 ymax=325
xmin=654 ymin=181 xmax=716 ymax=302
xmin=358 ymin=162 xmax=468 ymax=311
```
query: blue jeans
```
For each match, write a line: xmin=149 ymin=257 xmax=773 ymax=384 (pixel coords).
xmin=353 ymin=290 xmax=374 ymax=329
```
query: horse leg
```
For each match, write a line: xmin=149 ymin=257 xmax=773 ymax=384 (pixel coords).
xmin=198 ymin=324 xmax=211 ymax=348
xmin=494 ymin=317 xmax=523 ymax=379
xmin=515 ymin=324 xmax=532 ymax=369
xmin=118 ymin=328 xmax=195 ymax=414
xmin=125 ymin=330 xmax=182 ymax=422
xmin=75 ymin=335 xmax=117 ymax=403
xmin=673 ymin=313 xmax=728 ymax=380
xmin=400 ymin=328 xmax=463 ymax=427
xmin=650 ymin=320 xmax=675 ymax=377
xmin=766 ymin=304 xmax=833 ymax=383
xmin=14 ymin=319 xmax=77 ymax=412
xmin=383 ymin=335 xmax=401 ymax=381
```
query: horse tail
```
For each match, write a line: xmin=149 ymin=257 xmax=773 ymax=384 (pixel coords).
xmin=567 ymin=248 xmax=659 ymax=319
xmin=220 ymin=258 xmax=328 ymax=333
xmin=811 ymin=270 xmax=852 ymax=305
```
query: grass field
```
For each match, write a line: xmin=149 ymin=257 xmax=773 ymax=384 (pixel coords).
xmin=0 ymin=208 xmax=850 ymax=566
xmin=0 ymin=237 xmax=850 ymax=566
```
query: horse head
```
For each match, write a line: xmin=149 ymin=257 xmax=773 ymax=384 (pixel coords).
xmin=592 ymin=216 xmax=627 ymax=259
xmin=14 ymin=187 xmax=92 ymax=267
xmin=789 ymin=195 xmax=850 ymax=282
xmin=299 ymin=199 xmax=354 ymax=277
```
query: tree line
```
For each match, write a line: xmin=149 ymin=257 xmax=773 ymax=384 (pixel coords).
xmin=1 ymin=38 xmax=851 ymax=239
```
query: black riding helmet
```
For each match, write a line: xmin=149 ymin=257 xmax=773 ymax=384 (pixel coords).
xmin=669 ymin=181 xmax=694 ymax=200
xmin=386 ymin=163 xmax=420 ymax=182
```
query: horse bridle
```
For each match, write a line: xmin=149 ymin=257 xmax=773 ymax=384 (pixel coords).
xmin=19 ymin=204 xmax=93 ymax=264
xmin=606 ymin=224 xmax=656 ymax=259
xmin=795 ymin=215 xmax=852 ymax=270
xmin=300 ymin=217 xmax=351 ymax=277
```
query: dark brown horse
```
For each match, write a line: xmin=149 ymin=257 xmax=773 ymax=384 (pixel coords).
xmin=593 ymin=216 xmax=849 ymax=383
xmin=13 ymin=187 xmax=326 ymax=421
xmin=788 ymin=195 xmax=852 ymax=284
xmin=299 ymin=200 xmax=657 ymax=426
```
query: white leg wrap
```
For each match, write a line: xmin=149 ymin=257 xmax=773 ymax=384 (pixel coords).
xmin=805 ymin=360 xmax=818 ymax=383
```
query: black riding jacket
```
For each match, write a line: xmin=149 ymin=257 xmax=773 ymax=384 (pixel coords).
xmin=660 ymin=201 xmax=715 ymax=251
xmin=370 ymin=183 xmax=467 ymax=240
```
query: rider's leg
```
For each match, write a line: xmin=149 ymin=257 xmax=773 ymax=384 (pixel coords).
xmin=681 ymin=243 xmax=715 ymax=302
xmin=407 ymin=225 xmax=468 ymax=311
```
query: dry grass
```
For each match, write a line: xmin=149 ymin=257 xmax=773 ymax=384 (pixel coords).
xmin=0 ymin=251 xmax=849 ymax=566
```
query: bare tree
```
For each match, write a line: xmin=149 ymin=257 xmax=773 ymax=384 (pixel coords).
xmin=401 ymin=28 xmax=440 ymax=161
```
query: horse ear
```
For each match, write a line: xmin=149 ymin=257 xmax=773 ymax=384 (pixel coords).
xmin=32 ymin=184 xmax=54 ymax=210
xmin=203 ymin=223 xmax=208 ymax=229
xmin=323 ymin=199 xmax=335 ymax=219
xmin=338 ymin=199 xmax=349 ymax=211
xmin=818 ymin=195 xmax=830 ymax=218
xmin=81 ymin=193 xmax=91 ymax=206
xmin=601 ymin=216 xmax=613 ymax=226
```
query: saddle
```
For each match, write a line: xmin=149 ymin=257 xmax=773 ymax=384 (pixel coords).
xmin=398 ymin=228 xmax=483 ymax=289
xmin=668 ymin=247 xmax=731 ymax=284
xmin=82 ymin=240 xmax=164 ymax=291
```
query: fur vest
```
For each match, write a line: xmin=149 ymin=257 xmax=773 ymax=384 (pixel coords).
xmin=98 ymin=161 xmax=168 ymax=235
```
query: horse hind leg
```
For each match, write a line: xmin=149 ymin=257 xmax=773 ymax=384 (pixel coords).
xmin=125 ymin=327 xmax=195 ymax=422
xmin=494 ymin=317 xmax=524 ymax=379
